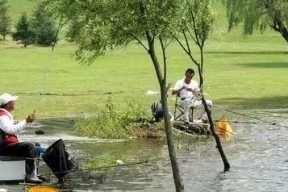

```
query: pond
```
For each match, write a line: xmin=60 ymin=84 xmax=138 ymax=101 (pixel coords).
xmin=2 ymin=109 xmax=288 ymax=192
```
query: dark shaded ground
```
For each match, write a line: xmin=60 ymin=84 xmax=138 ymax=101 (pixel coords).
xmin=205 ymin=51 xmax=288 ymax=55
xmin=236 ymin=62 xmax=288 ymax=68
xmin=215 ymin=96 xmax=288 ymax=110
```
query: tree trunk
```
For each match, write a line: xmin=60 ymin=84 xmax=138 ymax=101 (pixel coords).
xmin=148 ymin=47 xmax=184 ymax=191
xmin=272 ymin=12 xmax=288 ymax=43
xmin=146 ymin=39 xmax=184 ymax=192
xmin=279 ymin=25 xmax=288 ymax=43
xmin=198 ymin=47 xmax=230 ymax=172
xmin=139 ymin=3 xmax=184 ymax=190
xmin=160 ymin=85 xmax=184 ymax=192
xmin=202 ymin=97 xmax=230 ymax=172
xmin=197 ymin=65 xmax=203 ymax=86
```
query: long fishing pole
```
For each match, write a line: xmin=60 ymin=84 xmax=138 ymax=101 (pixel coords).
xmin=214 ymin=105 xmax=288 ymax=129
xmin=35 ymin=16 xmax=63 ymax=111
xmin=42 ymin=159 xmax=149 ymax=176
xmin=51 ymin=16 xmax=63 ymax=52
xmin=214 ymin=105 xmax=277 ymax=125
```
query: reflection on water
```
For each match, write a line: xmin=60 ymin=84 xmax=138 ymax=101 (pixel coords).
xmin=2 ymin=109 xmax=288 ymax=192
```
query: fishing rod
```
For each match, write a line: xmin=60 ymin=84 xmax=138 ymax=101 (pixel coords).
xmin=225 ymin=121 xmax=257 ymax=124
xmin=213 ymin=105 xmax=277 ymax=125
xmin=36 ymin=16 xmax=63 ymax=107
xmin=213 ymin=105 xmax=288 ymax=129
xmin=51 ymin=16 xmax=63 ymax=52
xmin=42 ymin=158 xmax=149 ymax=176
xmin=215 ymin=119 xmax=259 ymax=124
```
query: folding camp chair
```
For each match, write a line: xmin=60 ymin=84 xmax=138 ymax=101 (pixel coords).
xmin=173 ymin=94 xmax=194 ymax=122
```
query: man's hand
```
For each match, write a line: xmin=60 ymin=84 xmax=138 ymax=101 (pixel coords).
xmin=180 ymin=86 xmax=186 ymax=91
xmin=186 ymin=87 xmax=200 ymax=93
xmin=172 ymin=86 xmax=186 ymax=95
xmin=26 ymin=111 xmax=36 ymax=123
xmin=193 ymin=87 xmax=201 ymax=93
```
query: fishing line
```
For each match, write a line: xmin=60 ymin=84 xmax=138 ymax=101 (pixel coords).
xmin=213 ymin=105 xmax=288 ymax=129
xmin=213 ymin=105 xmax=277 ymax=125
xmin=41 ymin=159 xmax=149 ymax=176
xmin=36 ymin=16 xmax=63 ymax=108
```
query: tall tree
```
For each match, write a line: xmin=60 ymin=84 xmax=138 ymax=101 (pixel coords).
xmin=65 ymin=21 xmax=81 ymax=43
xmin=0 ymin=0 xmax=11 ymax=40
xmin=174 ymin=0 xmax=230 ymax=172
xmin=12 ymin=13 xmax=35 ymax=47
xmin=45 ymin=0 xmax=184 ymax=191
xmin=31 ymin=4 xmax=57 ymax=46
xmin=224 ymin=0 xmax=288 ymax=43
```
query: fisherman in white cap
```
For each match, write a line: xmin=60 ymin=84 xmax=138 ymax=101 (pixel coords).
xmin=0 ymin=93 xmax=42 ymax=183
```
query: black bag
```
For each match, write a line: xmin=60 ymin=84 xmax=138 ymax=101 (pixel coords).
xmin=42 ymin=139 xmax=78 ymax=180
xmin=151 ymin=102 xmax=163 ymax=122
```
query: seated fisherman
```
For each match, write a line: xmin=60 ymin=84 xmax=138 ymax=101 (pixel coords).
xmin=0 ymin=93 xmax=42 ymax=183
xmin=172 ymin=68 xmax=212 ymax=123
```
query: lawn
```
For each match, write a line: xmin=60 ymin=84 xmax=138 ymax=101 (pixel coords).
xmin=1 ymin=0 xmax=287 ymax=119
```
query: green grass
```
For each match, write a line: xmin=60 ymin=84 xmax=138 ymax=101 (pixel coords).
xmin=74 ymin=98 xmax=152 ymax=138
xmin=1 ymin=0 xmax=288 ymax=119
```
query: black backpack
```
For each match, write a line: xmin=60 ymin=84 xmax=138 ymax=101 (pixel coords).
xmin=151 ymin=102 xmax=163 ymax=122
xmin=42 ymin=139 xmax=78 ymax=180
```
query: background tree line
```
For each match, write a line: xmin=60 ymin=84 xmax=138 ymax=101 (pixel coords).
xmin=224 ymin=0 xmax=288 ymax=43
xmin=0 ymin=0 xmax=56 ymax=47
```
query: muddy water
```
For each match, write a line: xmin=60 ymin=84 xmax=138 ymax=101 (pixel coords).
xmin=2 ymin=109 xmax=288 ymax=192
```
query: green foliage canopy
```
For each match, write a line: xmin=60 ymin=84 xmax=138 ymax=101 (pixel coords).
xmin=45 ymin=0 xmax=183 ymax=63
xmin=176 ymin=0 xmax=215 ymax=79
xmin=30 ymin=4 xmax=57 ymax=46
xmin=0 ymin=0 xmax=11 ymax=40
xmin=224 ymin=0 xmax=288 ymax=43
xmin=12 ymin=13 xmax=35 ymax=47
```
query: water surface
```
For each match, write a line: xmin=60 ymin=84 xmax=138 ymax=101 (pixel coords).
xmin=2 ymin=109 xmax=288 ymax=192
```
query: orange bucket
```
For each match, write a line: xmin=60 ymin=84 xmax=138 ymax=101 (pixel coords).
xmin=215 ymin=117 xmax=233 ymax=139
xmin=29 ymin=186 xmax=59 ymax=192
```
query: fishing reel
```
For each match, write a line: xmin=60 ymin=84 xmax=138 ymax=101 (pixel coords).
xmin=193 ymin=87 xmax=203 ymax=101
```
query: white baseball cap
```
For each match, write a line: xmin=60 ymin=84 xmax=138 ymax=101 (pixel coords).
xmin=0 ymin=93 xmax=18 ymax=106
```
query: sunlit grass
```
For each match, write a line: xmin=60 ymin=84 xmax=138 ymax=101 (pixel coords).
xmin=1 ymin=0 xmax=287 ymax=120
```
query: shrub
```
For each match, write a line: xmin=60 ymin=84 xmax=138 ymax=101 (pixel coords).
xmin=74 ymin=98 xmax=151 ymax=139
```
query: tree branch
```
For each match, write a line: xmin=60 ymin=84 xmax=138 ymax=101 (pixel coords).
xmin=186 ymin=0 xmax=202 ymax=47
xmin=139 ymin=2 xmax=163 ymax=84
xmin=182 ymin=28 xmax=192 ymax=55
xmin=164 ymin=37 xmax=174 ymax=49
xmin=106 ymin=17 xmax=149 ymax=51
xmin=174 ymin=33 xmax=200 ymax=67
xmin=190 ymin=14 xmax=201 ymax=47
xmin=128 ymin=32 xmax=149 ymax=51
xmin=186 ymin=27 xmax=198 ymax=45
xmin=159 ymin=36 xmax=167 ymax=86
xmin=174 ymin=36 xmax=189 ymax=55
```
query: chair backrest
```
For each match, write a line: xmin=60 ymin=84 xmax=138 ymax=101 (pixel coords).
xmin=174 ymin=92 xmax=181 ymax=102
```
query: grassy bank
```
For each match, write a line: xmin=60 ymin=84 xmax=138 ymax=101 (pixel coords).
xmin=74 ymin=98 xmax=161 ymax=139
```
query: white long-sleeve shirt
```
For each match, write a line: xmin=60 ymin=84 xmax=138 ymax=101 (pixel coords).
xmin=0 ymin=109 xmax=27 ymax=135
